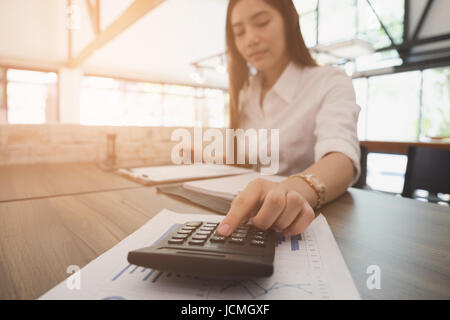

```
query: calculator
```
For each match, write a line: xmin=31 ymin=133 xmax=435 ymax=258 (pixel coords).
xmin=127 ymin=221 xmax=276 ymax=279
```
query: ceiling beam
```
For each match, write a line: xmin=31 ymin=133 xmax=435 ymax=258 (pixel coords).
xmin=85 ymin=0 xmax=100 ymax=34
xmin=353 ymin=56 xmax=450 ymax=79
xmin=365 ymin=0 xmax=407 ymax=62
xmin=404 ymin=0 xmax=410 ymax=43
xmin=67 ymin=0 xmax=73 ymax=60
xmin=376 ymin=33 xmax=450 ymax=52
xmin=67 ymin=0 xmax=166 ymax=68
xmin=412 ymin=0 xmax=434 ymax=41
xmin=96 ymin=0 xmax=101 ymax=34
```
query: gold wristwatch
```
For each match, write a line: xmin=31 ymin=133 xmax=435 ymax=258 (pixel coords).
xmin=288 ymin=173 xmax=326 ymax=211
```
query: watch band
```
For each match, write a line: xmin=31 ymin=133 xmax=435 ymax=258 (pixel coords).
xmin=288 ymin=173 xmax=326 ymax=211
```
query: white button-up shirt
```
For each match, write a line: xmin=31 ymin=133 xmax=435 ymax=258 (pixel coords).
xmin=238 ymin=61 xmax=361 ymax=184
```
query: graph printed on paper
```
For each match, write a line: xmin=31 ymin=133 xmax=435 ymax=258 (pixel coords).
xmin=101 ymin=223 xmax=332 ymax=300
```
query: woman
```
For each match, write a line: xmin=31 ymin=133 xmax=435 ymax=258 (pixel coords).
xmin=216 ymin=0 xmax=361 ymax=238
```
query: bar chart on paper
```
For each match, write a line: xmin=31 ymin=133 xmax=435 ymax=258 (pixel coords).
xmin=39 ymin=209 xmax=360 ymax=300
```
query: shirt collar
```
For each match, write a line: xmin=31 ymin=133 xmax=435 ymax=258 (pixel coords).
xmin=255 ymin=60 xmax=300 ymax=104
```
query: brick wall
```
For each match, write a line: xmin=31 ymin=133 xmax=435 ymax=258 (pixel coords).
xmin=0 ymin=124 xmax=203 ymax=166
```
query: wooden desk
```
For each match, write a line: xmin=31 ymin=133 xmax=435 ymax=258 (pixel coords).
xmin=0 ymin=164 xmax=449 ymax=300
xmin=0 ymin=163 xmax=140 ymax=202
xmin=0 ymin=187 xmax=218 ymax=300
xmin=321 ymin=189 xmax=450 ymax=300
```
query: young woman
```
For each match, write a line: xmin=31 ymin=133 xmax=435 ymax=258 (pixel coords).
xmin=216 ymin=0 xmax=361 ymax=238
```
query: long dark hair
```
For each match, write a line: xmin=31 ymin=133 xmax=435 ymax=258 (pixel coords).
xmin=226 ymin=0 xmax=317 ymax=129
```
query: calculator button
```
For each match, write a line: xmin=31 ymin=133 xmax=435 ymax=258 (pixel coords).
xmin=210 ymin=236 xmax=226 ymax=243
xmin=192 ymin=234 xmax=209 ymax=240
xmin=212 ymin=232 xmax=227 ymax=238
xmin=229 ymin=237 xmax=245 ymax=244
xmin=185 ymin=221 xmax=202 ymax=227
xmin=253 ymin=235 xmax=266 ymax=240
xmin=204 ymin=222 xmax=219 ymax=226
xmin=172 ymin=234 xmax=189 ymax=239
xmin=177 ymin=230 xmax=192 ymax=234
xmin=231 ymin=232 xmax=247 ymax=238
xmin=168 ymin=238 xmax=185 ymax=244
xmin=251 ymin=240 xmax=266 ymax=247
xmin=188 ymin=239 xmax=205 ymax=246
xmin=181 ymin=226 xmax=197 ymax=231
xmin=195 ymin=231 xmax=211 ymax=236
xmin=200 ymin=226 xmax=215 ymax=231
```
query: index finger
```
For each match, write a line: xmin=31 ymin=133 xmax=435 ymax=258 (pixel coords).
xmin=217 ymin=182 xmax=263 ymax=237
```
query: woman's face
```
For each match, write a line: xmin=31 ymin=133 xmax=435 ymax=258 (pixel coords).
xmin=231 ymin=0 xmax=288 ymax=72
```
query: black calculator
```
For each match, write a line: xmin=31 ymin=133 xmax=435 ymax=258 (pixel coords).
xmin=127 ymin=221 xmax=276 ymax=279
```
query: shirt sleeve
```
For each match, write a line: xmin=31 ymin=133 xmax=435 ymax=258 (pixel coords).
xmin=314 ymin=67 xmax=361 ymax=185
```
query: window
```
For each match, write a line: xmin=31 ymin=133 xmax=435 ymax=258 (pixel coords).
xmin=295 ymin=0 xmax=405 ymax=46
xmin=162 ymin=91 xmax=196 ymax=127
xmin=353 ymin=77 xmax=368 ymax=140
xmin=124 ymin=82 xmax=164 ymax=127
xmin=357 ymin=0 xmax=404 ymax=49
xmin=294 ymin=0 xmax=318 ymax=47
xmin=80 ymin=76 xmax=228 ymax=128
xmin=80 ymin=77 xmax=125 ymax=126
xmin=294 ymin=0 xmax=405 ymax=72
xmin=203 ymin=89 xmax=228 ymax=129
xmin=366 ymin=153 xmax=407 ymax=194
xmin=366 ymin=71 xmax=421 ymax=141
xmin=300 ymin=10 xmax=317 ymax=47
xmin=353 ymin=67 xmax=450 ymax=142
xmin=353 ymin=67 xmax=450 ymax=196
xmin=0 ymin=67 xmax=5 ymax=122
xmin=6 ymin=68 xmax=58 ymax=124
xmin=294 ymin=0 xmax=317 ymax=13
xmin=319 ymin=0 xmax=357 ymax=44
xmin=421 ymin=67 xmax=450 ymax=139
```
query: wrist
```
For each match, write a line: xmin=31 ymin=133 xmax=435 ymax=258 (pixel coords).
xmin=282 ymin=173 xmax=326 ymax=210
xmin=282 ymin=176 xmax=318 ymax=209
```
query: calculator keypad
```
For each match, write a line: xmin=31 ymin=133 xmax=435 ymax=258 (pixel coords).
xmin=129 ymin=220 xmax=275 ymax=279
xmin=166 ymin=221 xmax=271 ymax=250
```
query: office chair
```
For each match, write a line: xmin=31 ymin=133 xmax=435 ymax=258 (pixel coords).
xmin=353 ymin=144 xmax=368 ymax=189
xmin=402 ymin=146 xmax=450 ymax=203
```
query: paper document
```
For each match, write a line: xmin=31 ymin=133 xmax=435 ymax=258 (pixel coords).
xmin=117 ymin=164 xmax=253 ymax=184
xmin=182 ymin=172 xmax=287 ymax=201
xmin=39 ymin=209 xmax=360 ymax=300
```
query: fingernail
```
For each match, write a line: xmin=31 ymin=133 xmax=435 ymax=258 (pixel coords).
xmin=217 ymin=223 xmax=230 ymax=236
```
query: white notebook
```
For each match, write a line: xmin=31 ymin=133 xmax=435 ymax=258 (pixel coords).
xmin=182 ymin=172 xmax=287 ymax=201
xmin=117 ymin=163 xmax=253 ymax=185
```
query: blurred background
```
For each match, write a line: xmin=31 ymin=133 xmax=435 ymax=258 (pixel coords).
xmin=0 ymin=0 xmax=449 ymax=202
